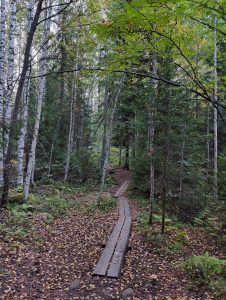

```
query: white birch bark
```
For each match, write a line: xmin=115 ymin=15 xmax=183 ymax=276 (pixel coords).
xmin=0 ymin=0 xmax=6 ymax=186
xmin=23 ymin=0 xmax=53 ymax=202
xmin=17 ymin=0 xmax=34 ymax=186
xmin=213 ymin=2 xmax=218 ymax=199
xmin=4 ymin=0 xmax=17 ymax=154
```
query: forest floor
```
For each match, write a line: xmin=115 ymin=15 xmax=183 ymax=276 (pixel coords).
xmin=0 ymin=168 xmax=226 ymax=300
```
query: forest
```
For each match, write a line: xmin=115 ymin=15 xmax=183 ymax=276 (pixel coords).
xmin=0 ymin=0 xmax=226 ymax=299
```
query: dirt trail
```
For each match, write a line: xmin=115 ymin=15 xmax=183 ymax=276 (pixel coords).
xmin=112 ymin=168 xmax=131 ymax=185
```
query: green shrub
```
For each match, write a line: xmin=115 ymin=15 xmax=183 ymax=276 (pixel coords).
xmin=8 ymin=192 xmax=23 ymax=203
xmin=130 ymin=193 xmax=148 ymax=208
xmin=80 ymin=202 xmax=97 ymax=214
xmin=181 ymin=253 xmax=226 ymax=296
xmin=97 ymin=196 xmax=117 ymax=212
xmin=0 ymin=205 xmax=33 ymax=240
xmin=149 ymin=233 xmax=167 ymax=248
xmin=81 ymin=195 xmax=117 ymax=214
xmin=31 ymin=195 xmax=80 ymax=218
xmin=138 ymin=211 xmax=150 ymax=234
xmin=175 ymin=230 xmax=189 ymax=245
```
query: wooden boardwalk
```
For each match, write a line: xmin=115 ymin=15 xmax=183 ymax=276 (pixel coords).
xmin=93 ymin=180 xmax=131 ymax=278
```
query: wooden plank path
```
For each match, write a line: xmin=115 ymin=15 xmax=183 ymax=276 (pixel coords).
xmin=114 ymin=180 xmax=130 ymax=198
xmin=93 ymin=180 xmax=132 ymax=278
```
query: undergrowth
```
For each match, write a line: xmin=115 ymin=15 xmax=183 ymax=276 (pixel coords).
xmin=138 ymin=211 xmax=190 ymax=254
xmin=0 ymin=193 xmax=81 ymax=241
xmin=81 ymin=195 xmax=117 ymax=214
xmin=1 ymin=179 xmax=117 ymax=241
xmin=180 ymin=253 xmax=226 ymax=297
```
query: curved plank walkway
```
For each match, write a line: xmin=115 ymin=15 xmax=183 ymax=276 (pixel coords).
xmin=93 ymin=180 xmax=132 ymax=278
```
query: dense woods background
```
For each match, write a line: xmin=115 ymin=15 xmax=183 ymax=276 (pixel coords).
xmin=0 ymin=0 xmax=226 ymax=299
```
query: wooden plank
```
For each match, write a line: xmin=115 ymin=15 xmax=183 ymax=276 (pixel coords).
xmin=122 ymin=181 xmax=130 ymax=196
xmin=114 ymin=180 xmax=130 ymax=198
xmin=93 ymin=216 xmax=125 ymax=276
xmin=107 ymin=216 xmax=132 ymax=278
xmin=123 ymin=197 xmax=131 ymax=218
xmin=114 ymin=181 xmax=127 ymax=198
xmin=118 ymin=196 xmax=125 ymax=218
xmin=118 ymin=196 xmax=131 ymax=218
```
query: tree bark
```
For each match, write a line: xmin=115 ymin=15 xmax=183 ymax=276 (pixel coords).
xmin=99 ymin=80 xmax=124 ymax=197
xmin=124 ymin=144 xmax=129 ymax=170
xmin=100 ymin=79 xmax=108 ymax=175
xmin=207 ymin=102 xmax=210 ymax=174
xmin=64 ymin=72 xmax=78 ymax=181
xmin=48 ymin=117 xmax=61 ymax=177
xmin=119 ymin=144 xmax=122 ymax=166
xmin=4 ymin=0 xmax=17 ymax=155
xmin=162 ymin=85 xmax=171 ymax=235
xmin=0 ymin=0 xmax=6 ymax=187
xmin=213 ymin=2 xmax=218 ymax=200
xmin=17 ymin=0 xmax=34 ymax=187
xmin=179 ymin=130 xmax=185 ymax=203
xmin=23 ymin=0 xmax=52 ymax=203
xmin=149 ymin=58 xmax=157 ymax=225
xmin=1 ymin=0 xmax=44 ymax=206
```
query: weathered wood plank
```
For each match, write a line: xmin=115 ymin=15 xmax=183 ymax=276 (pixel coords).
xmin=114 ymin=180 xmax=130 ymax=198
xmin=123 ymin=197 xmax=131 ymax=218
xmin=118 ymin=196 xmax=125 ymax=218
xmin=118 ymin=196 xmax=131 ymax=218
xmin=93 ymin=216 xmax=125 ymax=276
xmin=114 ymin=181 xmax=126 ymax=198
xmin=94 ymin=179 xmax=132 ymax=278
xmin=107 ymin=216 xmax=132 ymax=278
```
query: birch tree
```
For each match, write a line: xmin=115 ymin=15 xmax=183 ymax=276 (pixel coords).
xmin=4 ymin=0 xmax=17 ymax=154
xmin=0 ymin=0 xmax=6 ymax=187
xmin=17 ymin=0 xmax=34 ymax=187
xmin=1 ymin=0 xmax=44 ymax=206
xmin=23 ymin=0 xmax=53 ymax=203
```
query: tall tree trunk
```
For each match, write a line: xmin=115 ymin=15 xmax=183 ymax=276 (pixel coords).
xmin=100 ymin=82 xmax=124 ymax=196
xmin=213 ymin=2 xmax=218 ymax=200
xmin=79 ymin=97 xmax=84 ymax=151
xmin=100 ymin=79 xmax=108 ymax=175
xmin=179 ymin=130 xmax=186 ymax=203
xmin=17 ymin=0 xmax=34 ymax=187
xmin=119 ymin=144 xmax=122 ymax=166
xmin=0 ymin=0 xmax=6 ymax=187
xmin=207 ymin=102 xmax=210 ymax=182
xmin=64 ymin=74 xmax=78 ymax=181
xmin=1 ymin=0 xmax=44 ymax=206
xmin=48 ymin=117 xmax=61 ymax=177
xmin=162 ymin=86 xmax=171 ymax=235
xmin=124 ymin=144 xmax=129 ymax=169
xmin=23 ymin=0 xmax=52 ymax=203
xmin=148 ymin=111 xmax=155 ymax=225
xmin=4 ymin=0 xmax=17 ymax=155
xmin=97 ymin=79 xmax=102 ymax=163
xmin=149 ymin=58 xmax=157 ymax=225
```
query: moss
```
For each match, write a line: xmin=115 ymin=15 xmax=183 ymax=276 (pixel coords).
xmin=180 ymin=253 xmax=226 ymax=297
